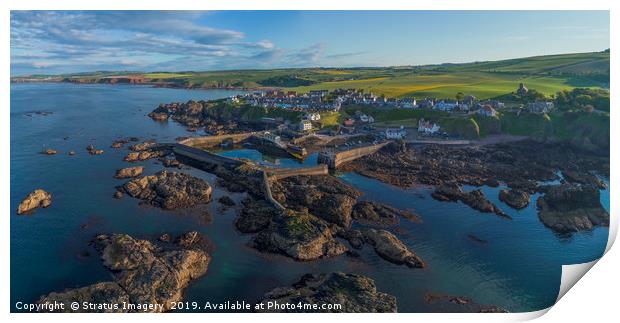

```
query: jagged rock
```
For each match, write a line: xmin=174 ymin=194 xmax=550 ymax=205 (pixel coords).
xmin=432 ymin=183 xmax=510 ymax=219
xmin=41 ymin=149 xmax=57 ymax=155
xmin=537 ymin=183 xmax=609 ymax=233
xmin=251 ymin=210 xmax=347 ymax=261
xmin=148 ymin=111 xmax=169 ymax=121
xmin=235 ymin=197 xmax=279 ymax=233
xmin=257 ymin=272 xmax=397 ymax=313
xmin=338 ymin=229 xmax=364 ymax=249
xmin=160 ymin=158 xmax=182 ymax=168
xmin=362 ymin=229 xmax=425 ymax=268
xmin=123 ymin=171 xmax=212 ymax=209
xmin=38 ymin=282 xmax=130 ymax=313
xmin=37 ymin=233 xmax=210 ymax=312
xmin=218 ymin=196 xmax=236 ymax=207
xmin=270 ymin=175 xmax=361 ymax=228
xmin=424 ymin=293 xmax=508 ymax=313
xmin=17 ymin=189 xmax=52 ymax=215
xmin=113 ymin=190 xmax=124 ymax=199
xmin=111 ymin=139 xmax=128 ymax=149
xmin=352 ymin=201 xmax=421 ymax=226
xmin=499 ymin=189 xmax=530 ymax=209
xmin=114 ymin=166 xmax=144 ymax=179
xmin=159 ymin=234 xmax=171 ymax=242
xmin=130 ymin=141 xmax=157 ymax=152
xmin=86 ymin=144 xmax=103 ymax=155
xmin=123 ymin=150 xmax=163 ymax=162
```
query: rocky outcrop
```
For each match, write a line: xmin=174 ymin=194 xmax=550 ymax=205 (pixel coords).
xmin=537 ymin=183 xmax=609 ymax=233
xmin=130 ymin=141 xmax=157 ymax=152
xmin=362 ymin=229 xmax=425 ymax=268
xmin=123 ymin=150 xmax=163 ymax=162
xmin=122 ymin=171 xmax=212 ymax=209
xmin=270 ymin=175 xmax=361 ymax=228
xmin=40 ymin=149 xmax=57 ymax=155
xmin=218 ymin=196 xmax=236 ymax=207
xmin=38 ymin=232 xmax=210 ymax=313
xmin=111 ymin=139 xmax=129 ymax=149
xmin=86 ymin=144 xmax=104 ymax=155
xmin=250 ymin=210 xmax=347 ymax=261
xmin=257 ymin=272 xmax=397 ymax=313
xmin=114 ymin=166 xmax=144 ymax=179
xmin=17 ymin=189 xmax=52 ymax=215
xmin=235 ymin=197 xmax=280 ymax=233
xmin=160 ymin=157 xmax=182 ymax=168
xmin=499 ymin=189 xmax=530 ymax=209
xmin=351 ymin=201 xmax=421 ymax=226
xmin=432 ymin=183 xmax=509 ymax=219
xmin=339 ymin=140 xmax=608 ymax=193
xmin=424 ymin=293 xmax=508 ymax=313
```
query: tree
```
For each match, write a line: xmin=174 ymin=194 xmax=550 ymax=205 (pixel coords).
xmin=455 ymin=92 xmax=464 ymax=102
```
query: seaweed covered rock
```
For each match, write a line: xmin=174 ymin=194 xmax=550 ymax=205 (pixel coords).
xmin=257 ymin=272 xmax=397 ymax=313
xmin=537 ymin=183 xmax=609 ymax=233
xmin=250 ymin=210 xmax=347 ymax=261
xmin=270 ymin=175 xmax=361 ymax=228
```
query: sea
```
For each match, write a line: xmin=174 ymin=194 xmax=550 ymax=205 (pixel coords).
xmin=10 ymin=83 xmax=610 ymax=312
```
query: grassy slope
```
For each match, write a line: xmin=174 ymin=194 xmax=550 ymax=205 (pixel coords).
xmin=16 ymin=51 xmax=609 ymax=100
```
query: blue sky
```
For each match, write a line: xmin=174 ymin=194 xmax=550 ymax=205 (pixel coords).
xmin=10 ymin=11 xmax=609 ymax=75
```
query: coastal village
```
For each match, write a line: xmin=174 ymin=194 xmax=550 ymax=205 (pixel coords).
xmin=222 ymin=82 xmax=556 ymax=143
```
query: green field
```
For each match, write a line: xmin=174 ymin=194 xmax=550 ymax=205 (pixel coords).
xmin=14 ymin=51 xmax=609 ymax=100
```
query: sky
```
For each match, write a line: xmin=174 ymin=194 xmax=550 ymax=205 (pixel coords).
xmin=10 ymin=11 xmax=610 ymax=76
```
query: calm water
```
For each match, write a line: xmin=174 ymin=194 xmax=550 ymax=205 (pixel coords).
xmin=10 ymin=83 xmax=610 ymax=312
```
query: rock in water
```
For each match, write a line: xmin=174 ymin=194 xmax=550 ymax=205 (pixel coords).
xmin=537 ymin=183 xmax=609 ymax=233
xmin=130 ymin=141 xmax=157 ymax=152
xmin=362 ymin=228 xmax=425 ymax=268
xmin=499 ymin=189 xmax=530 ymax=209
xmin=250 ymin=210 xmax=347 ymax=261
xmin=257 ymin=272 xmax=397 ymax=313
xmin=424 ymin=293 xmax=508 ymax=313
xmin=17 ymin=189 xmax=52 ymax=215
xmin=432 ymin=183 xmax=510 ymax=219
xmin=114 ymin=166 xmax=144 ymax=179
xmin=41 ymin=149 xmax=57 ymax=155
xmin=123 ymin=150 xmax=162 ymax=162
xmin=122 ymin=171 xmax=212 ymax=209
xmin=37 ymin=232 xmax=210 ymax=312
xmin=352 ymin=201 xmax=421 ymax=226
xmin=269 ymin=175 xmax=361 ymax=228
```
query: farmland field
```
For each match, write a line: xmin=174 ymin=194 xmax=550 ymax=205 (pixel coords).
xmin=12 ymin=51 xmax=609 ymax=100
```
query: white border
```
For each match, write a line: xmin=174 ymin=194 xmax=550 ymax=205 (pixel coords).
xmin=2 ymin=1 xmax=617 ymax=323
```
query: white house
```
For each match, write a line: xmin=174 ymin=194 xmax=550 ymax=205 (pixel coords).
xmin=418 ymin=118 xmax=441 ymax=134
xmin=299 ymin=120 xmax=313 ymax=131
xmin=401 ymin=98 xmax=417 ymax=109
xmin=227 ymin=96 xmax=240 ymax=104
xmin=528 ymin=101 xmax=554 ymax=114
xmin=305 ymin=112 xmax=321 ymax=121
xmin=385 ymin=126 xmax=407 ymax=139
xmin=477 ymin=105 xmax=498 ymax=117
xmin=434 ymin=101 xmax=457 ymax=112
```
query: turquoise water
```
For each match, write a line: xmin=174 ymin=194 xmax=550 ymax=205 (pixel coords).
xmin=11 ymin=83 xmax=610 ymax=312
